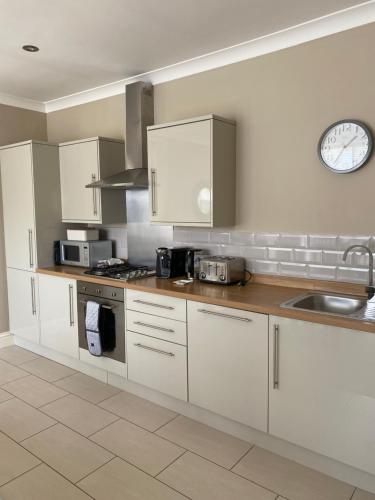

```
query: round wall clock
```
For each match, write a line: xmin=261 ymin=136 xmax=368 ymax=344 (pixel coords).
xmin=318 ymin=119 xmax=373 ymax=173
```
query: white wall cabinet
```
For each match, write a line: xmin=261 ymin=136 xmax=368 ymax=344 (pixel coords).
xmin=0 ymin=141 xmax=64 ymax=271
xmin=269 ymin=316 xmax=375 ymax=475
xmin=188 ymin=301 xmax=268 ymax=431
xmin=147 ymin=115 xmax=236 ymax=227
xmin=59 ymin=137 xmax=126 ymax=224
xmin=39 ymin=274 xmax=78 ymax=359
xmin=6 ymin=268 xmax=39 ymax=343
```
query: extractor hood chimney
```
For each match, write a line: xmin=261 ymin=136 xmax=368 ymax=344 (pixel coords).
xmin=86 ymin=81 xmax=154 ymax=190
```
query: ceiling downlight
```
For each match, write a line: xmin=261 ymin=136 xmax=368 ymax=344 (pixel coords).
xmin=22 ymin=45 xmax=39 ymax=52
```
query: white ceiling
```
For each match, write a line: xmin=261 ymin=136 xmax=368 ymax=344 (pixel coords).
xmin=0 ymin=0 xmax=369 ymax=103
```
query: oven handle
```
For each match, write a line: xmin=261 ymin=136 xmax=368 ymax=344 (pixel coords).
xmin=79 ymin=300 xmax=115 ymax=310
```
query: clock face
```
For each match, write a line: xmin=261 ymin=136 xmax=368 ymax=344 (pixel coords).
xmin=318 ymin=120 xmax=373 ymax=173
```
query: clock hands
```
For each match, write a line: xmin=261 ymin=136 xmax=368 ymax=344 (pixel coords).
xmin=334 ymin=135 xmax=358 ymax=165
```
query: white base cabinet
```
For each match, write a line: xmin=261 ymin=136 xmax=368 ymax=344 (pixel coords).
xmin=188 ymin=301 xmax=268 ymax=431
xmin=269 ymin=316 xmax=375 ymax=475
xmin=127 ymin=331 xmax=187 ymax=401
xmin=7 ymin=268 xmax=39 ymax=343
xmin=39 ymin=274 xmax=78 ymax=359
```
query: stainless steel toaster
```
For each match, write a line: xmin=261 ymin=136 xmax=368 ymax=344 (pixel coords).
xmin=199 ymin=256 xmax=245 ymax=284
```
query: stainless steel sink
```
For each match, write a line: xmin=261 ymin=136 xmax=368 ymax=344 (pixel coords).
xmin=281 ymin=292 xmax=368 ymax=319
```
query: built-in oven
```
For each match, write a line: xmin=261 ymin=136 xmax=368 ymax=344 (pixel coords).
xmin=77 ymin=281 xmax=125 ymax=363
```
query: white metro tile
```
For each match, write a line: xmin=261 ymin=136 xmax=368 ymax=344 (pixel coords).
xmin=279 ymin=234 xmax=308 ymax=248
xmin=308 ymin=265 xmax=337 ymax=281
xmin=189 ymin=229 xmax=210 ymax=243
xmin=230 ymin=232 xmax=254 ymax=246
xmin=294 ymin=249 xmax=322 ymax=264
xmin=241 ymin=246 xmax=267 ymax=260
xmin=280 ymin=262 xmax=308 ymax=278
xmin=268 ymin=248 xmax=293 ymax=262
xmin=253 ymin=260 xmax=279 ymax=275
xmin=337 ymin=267 xmax=368 ymax=284
xmin=337 ymin=235 xmax=371 ymax=251
xmin=254 ymin=233 xmax=280 ymax=247
xmin=308 ymin=235 xmax=338 ymax=250
xmin=322 ymin=251 xmax=345 ymax=266
xmin=210 ymin=231 xmax=230 ymax=244
xmin=173 ymin=229 xmax=191 ymax=243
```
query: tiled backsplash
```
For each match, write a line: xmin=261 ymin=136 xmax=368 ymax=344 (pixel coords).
xmin=173 ymin=228 xmax=375 ymax=284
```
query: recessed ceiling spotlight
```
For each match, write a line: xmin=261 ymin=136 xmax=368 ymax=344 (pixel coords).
xmin=22 ymin=45 xmax=39 ymax=52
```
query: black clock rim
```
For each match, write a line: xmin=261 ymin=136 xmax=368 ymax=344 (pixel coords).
xmin=317 ymin=119 xmax=373 ymax=174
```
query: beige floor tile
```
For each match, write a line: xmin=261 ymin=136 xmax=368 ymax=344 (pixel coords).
xmin=0 ymin=432 xmax=40 ymax=486
xmin=78 ymin=457 xmax=186 ymax=500
xmin=0 ymin=464 xmax=91 ymax=500
xmin=0 ymin=359 xmax=28 ymax=384
xmin=353 ymin=489 xmax=375 ymax=500
xmin=22 ymin=423 xmax=114 ymax=483
xmin=99 ymin=390 xmax=177 ymax=431
xmin=158 ymin=451 xmax=276 ymax=500
xmin=156 ymin=415 xmax=251 ymax=468
xmin=0 ymin=388 xmax=13 ymax=403
xmin=91 ymin=418 xmax=185 ymax=476
xmin=0 ymin=398 xmax=56 ymax=441
xmin=2 ymin=375 xmax=67 ymax=407
xmin=55 ymin=372 xmax=120 ymax=403
xmin=20 ymin=357 xmax=76 ymax=381
xmin=41 ymin=394 xmax=118 ymax=436
xmin=233 ymin=447 xmax=355 ymax=500
xmin=0 ymin=345 xmax=40 ymax=365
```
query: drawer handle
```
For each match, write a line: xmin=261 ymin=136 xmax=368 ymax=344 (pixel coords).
xmin=197 ymin=309 xmax=252 ymax=322
xmin=133 ymin=320 xmax=174 ymax=333
xmin=133 ymin=342 xmax=175 ymax=357
xmin=133 ymin=299 xmax=174 ymax=310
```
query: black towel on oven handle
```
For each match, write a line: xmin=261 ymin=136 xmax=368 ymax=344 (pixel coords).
xmin=98 ymin=306 xmax=116 ymax=352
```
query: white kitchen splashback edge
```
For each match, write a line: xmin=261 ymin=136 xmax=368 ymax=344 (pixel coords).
xmin=174 ymin=228 xmax=374 ymax=284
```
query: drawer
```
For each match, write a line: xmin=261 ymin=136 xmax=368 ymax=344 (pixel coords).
xmin=127 ymin=331 xmax=187 ymax=401
xmin=126 ymin=289 xmax=186 ymax=322
xmin=127 ymin=310 xmax=187 ymax=345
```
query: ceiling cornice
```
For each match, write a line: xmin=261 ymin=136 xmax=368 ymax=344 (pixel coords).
xmin=1 ymin=1 xmax=374 ymax=114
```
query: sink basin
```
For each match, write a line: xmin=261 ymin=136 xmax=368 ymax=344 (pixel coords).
xmin=282 ymin=293 xmax=367 ymax=317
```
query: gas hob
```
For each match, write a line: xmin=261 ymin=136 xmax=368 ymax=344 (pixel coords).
xmin=84 ymin=263 xmax=155 ymax=281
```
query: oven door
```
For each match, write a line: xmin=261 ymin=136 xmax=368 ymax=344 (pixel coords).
xmin=77 ymin=295 xmax=125 ymax=363
xmin=60 ymin=241 xmax=84 ymax=266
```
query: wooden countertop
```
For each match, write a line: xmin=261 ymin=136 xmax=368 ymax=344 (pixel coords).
xmin=37 ymin=266 xmax=375 ymax=334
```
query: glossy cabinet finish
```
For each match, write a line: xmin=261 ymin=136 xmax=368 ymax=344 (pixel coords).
xmin=148 ymin=115 xmax=236 ymax=227
xmin=127 ymin=309 xmax=187 ymax=345
xmin=39 ymin=274 xmax=78 ymax=358
xmin=126 ymin=289 xmax=187 ymax=322
xmin=6 ymin=268 xmax=39 ymax=343
xmin=59 ymin=137 xmax=126 ymax=224
xmin=188 ymin=301 xmax=268 ymax=431
xmin=127 ymin=330 xmax=188 ymax=401
xmin=269 ymin=316 xmax=375 ymax=475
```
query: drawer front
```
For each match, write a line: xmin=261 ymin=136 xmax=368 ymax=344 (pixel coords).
xmin=127 ymin=310 xmax=187 ymax=345
xmin=126 ymin=289 xmax=186 ymax=322
xmin=127 ymin=331 xmax=187 ymax=401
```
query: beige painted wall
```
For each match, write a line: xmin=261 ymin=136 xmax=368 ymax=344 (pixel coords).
xmin=0 ymin=104 xmax=47 ymax=333
xmin=47 ymin=23 xmax=375 ymax=235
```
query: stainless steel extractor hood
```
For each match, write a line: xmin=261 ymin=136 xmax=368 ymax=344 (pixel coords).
xmin=86 ymin=81 xmax=154 ymax=190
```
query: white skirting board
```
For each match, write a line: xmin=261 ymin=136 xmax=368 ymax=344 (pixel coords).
xmin=0 ymin=332 xmax=14 ymax=348
xmin=5 ymin=335 xmax=375 ymax=494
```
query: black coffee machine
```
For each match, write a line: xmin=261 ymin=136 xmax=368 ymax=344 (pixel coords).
xmin=156 ymin=247 xmax=190 ymax=278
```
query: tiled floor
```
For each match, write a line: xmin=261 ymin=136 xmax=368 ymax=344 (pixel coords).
xmin=0 ymin=346 xmax=374 ymax=500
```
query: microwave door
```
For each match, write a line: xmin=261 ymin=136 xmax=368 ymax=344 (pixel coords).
xmin=62 ymin=244 xmax=81 ymax=264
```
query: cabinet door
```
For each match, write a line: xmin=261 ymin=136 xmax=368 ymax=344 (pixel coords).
xmin=188 ymin=301 xmax=268 ymax=430
xmin=59 ymin=141 xmax=101 ymax=223
xmin=148 ymin=120 xmax=212 ymax=225
xmin=269 ymin=316 xmax=375 ymax=475
xmin=0 ymin=144 xmax=36 ymax=270
xmin=39 ymin=274 xmax=78 ymax=358
xmin=127 ymin=330 xmax=187 ymax=400
xmin=7 ymin=269 xmax=39 ymax=343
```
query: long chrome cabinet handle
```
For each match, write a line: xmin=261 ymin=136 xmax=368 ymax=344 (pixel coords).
xmin=91 ymin=174 xmax=98 ymax=216
xmin=151 ymin=169 xmax=157 ymax=216
xmin=133 ymin=299 xmax=174 ymax=310
xmin=30 ymin=277 xmax=36 ymax=315
xmin=197 ymin=308 xmax=252 ymax=322
xmin=69 ymin=284 xmax=74 ymax=326
xmin=28 ymin=229 xmax=34 ymax=268
xmin=133 ymin=320 xmax=174 ymax=333
xmin=273 ymin=324 xmax=280 ymax=389
xmin=133 ymin=343 xmax=175 ymax=357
